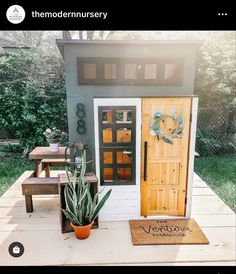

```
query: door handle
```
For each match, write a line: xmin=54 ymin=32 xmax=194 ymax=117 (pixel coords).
xmin=144 ymin=141 xmax=148 ymax=181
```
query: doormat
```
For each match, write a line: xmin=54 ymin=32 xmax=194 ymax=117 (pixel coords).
xmin=129 ymin=218 xmax=209 ymax=245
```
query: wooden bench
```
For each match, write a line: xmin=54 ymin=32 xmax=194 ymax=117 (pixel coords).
xmin=41 ymin=158 xmax=70 ymax=177
xmin=21 ymin=177 xmax=59 ymax=212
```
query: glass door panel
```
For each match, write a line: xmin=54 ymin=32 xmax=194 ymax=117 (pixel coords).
xmin=98 ymin=106 xmax=136 ymax=185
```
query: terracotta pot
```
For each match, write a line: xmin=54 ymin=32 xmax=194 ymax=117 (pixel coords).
xmin=71 ymin=222 xmax=93 ymax=239
xmin=49 ymin=143 xmax=59 ymax=152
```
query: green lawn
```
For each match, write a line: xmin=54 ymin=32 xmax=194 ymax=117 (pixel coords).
xmin=194 ymin=154 xmax=236 ymax=212
xmin=0 ymin=156 xmax=33 ymax=196
xmin=0 ymin=155 xmax=235 ymax=213
xmin=0 ymin=155 xmax=64 ymax=196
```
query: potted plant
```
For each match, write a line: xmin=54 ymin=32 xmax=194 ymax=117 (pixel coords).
xmin=62 ymin=149 xmax=112 ymax=239
xmin=43 ymin=127 xmax=67 ymax=152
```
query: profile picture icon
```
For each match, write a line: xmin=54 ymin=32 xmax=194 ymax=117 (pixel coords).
xmin=6 ymin=5 xmax=25 ymax=24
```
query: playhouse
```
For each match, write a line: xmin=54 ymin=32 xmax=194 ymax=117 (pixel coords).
xmin=56 ymin=40 xmax=200 ymax=221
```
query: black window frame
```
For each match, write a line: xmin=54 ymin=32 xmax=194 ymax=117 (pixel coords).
xmin=77 ymin=57 xmax=184 ymax=85
xmin=99 ymin=106 xmax=136 ymax=186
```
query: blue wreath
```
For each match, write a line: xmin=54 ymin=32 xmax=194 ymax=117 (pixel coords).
xmin=150 ymin=112 xmax=184 ymax=144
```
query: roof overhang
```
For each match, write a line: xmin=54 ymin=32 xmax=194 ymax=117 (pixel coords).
xmin=56 ymin=39 xmax=202 ymax=59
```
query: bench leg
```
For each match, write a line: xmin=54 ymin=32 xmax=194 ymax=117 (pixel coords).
xmin=25 ymin=195 xmax=33 ymax=212
xmin=42 ymin=162 xmax=50 ymax=177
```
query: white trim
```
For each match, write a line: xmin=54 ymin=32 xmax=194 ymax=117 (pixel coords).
xmin=94 ymin=98 xmax=141 ymax=220
xmin=94 ymin=100 xmax=100 ymax=186
xmin=185 ymin=97 xmax=198 ymax=217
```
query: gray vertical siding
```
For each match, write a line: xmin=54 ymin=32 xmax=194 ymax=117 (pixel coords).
xmin=62 ymin=42 xmax=199 ymax=152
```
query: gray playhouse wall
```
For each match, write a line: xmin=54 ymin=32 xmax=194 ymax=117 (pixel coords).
xmin=57 ymin=40 xmax=200 ymax=153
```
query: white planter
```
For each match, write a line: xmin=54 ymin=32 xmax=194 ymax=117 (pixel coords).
xmin=49 ymin=143 xmax=59 ymax=152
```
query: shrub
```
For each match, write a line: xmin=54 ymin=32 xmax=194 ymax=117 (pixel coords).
xmin=196 ymin=128 xmax=236 ymax=156
xmin=0 ymin=49 xmax=68 ymax=150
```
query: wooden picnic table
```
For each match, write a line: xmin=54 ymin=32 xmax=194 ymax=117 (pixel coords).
xmin=29 ymin=147 xmax=69 ymax=177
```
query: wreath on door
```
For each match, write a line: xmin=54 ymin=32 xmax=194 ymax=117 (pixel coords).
xmin=150 ymin=112 xmax=184 ymax=144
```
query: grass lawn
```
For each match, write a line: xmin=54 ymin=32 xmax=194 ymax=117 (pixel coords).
xmin=194 ymin=154 xmax=236 ymax=212
xmin=0 ymin=154 xmax=235 ymax=213
xmin=0 ymin=156 xmax=33 ymax=196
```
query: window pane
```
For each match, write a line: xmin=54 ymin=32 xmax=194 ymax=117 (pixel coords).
xmin=124 ymin=64 xmax=137 ymax=79
xmin=103 ymin=151 xmax=113 ymax=164
xmin=104 ymin=168 xmax=113 ymax=181
xmin=103 ymin=128 xmax=112 ymax=143
xmin=144 ymin=64 xmax=157 ymax=79
xmin=164 ymin=64 xmax=178 ymax=80
xmin=116 ymin=110 xmax=132 ymax=124
xmin=117 ymin=168 xmax=131 ymax=180
xmin=117 ymin=151 xmax=132 ymax=164
xmin=117 ymin=128 xmax=131 ymax=143
xmin=84 ymin=63 xmax=96 ymax=79
xmin=104 ymin=64 xmax=117 ymax=79
xmin=102 ymin=110 xmax=112 ymax=123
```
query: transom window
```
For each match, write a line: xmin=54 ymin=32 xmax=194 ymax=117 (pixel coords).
xmin=78 ymin=57 xmax=183 ymax=85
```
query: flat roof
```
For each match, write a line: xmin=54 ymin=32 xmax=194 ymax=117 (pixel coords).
xmin=56 ymin=39 xmax=202 ymax=46
xmin=56 ymin=39 xmax=202 ymax=58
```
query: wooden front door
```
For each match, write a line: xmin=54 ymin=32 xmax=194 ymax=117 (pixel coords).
xmin=141 ymin=98 xmax=192 ymax=216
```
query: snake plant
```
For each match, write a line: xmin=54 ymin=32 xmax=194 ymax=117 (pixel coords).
xmin=62 ymin=149 xmax=112 ymax=226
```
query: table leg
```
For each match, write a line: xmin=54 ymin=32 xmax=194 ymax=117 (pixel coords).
xmin=45 ymin=163 xmax=50 ymax=177
xmin=34 ymin=159 xmax=42 ymax=177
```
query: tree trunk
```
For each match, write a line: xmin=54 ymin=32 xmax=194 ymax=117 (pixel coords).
xmin=62 ymin=31 xmax=71 ymax=39
xmin=106 ymin=31 xmax=116 ymax=39
xmin=79 ymin=31 xmax=83 ymax=40
xmin=87 ymin=31 xmax=95 ymax=40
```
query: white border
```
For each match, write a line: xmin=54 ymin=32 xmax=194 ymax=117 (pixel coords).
xmin=185 ymin=97 xmax=198 ymax=217
xmin=94 ymin=98 xmax=141 ymax=218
